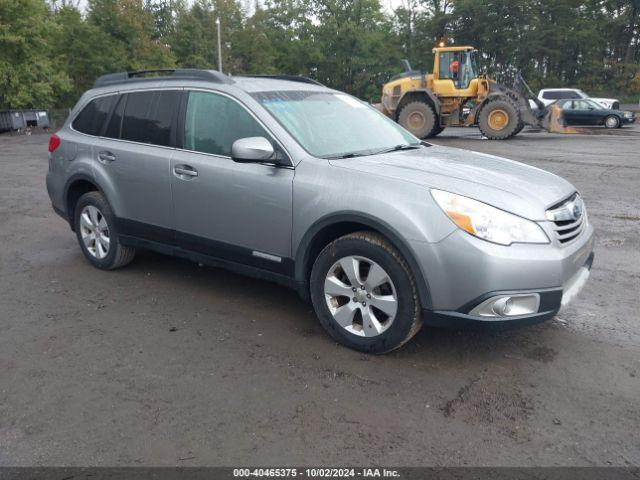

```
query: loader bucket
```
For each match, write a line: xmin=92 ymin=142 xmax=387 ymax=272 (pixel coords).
xmin=500 ymin=73 xmax=585 ymax=135
xmin=539 ymin=103 xmax=581 ymax=134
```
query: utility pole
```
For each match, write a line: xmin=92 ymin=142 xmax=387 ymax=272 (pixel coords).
xmin=216 ymin=17 xmax=222 ymax=73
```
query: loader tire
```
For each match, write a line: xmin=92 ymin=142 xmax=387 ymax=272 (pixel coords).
xmin=431 ymin=125 xmax=445 ymax=137
xmin=478 ymin=97 xmax=522 ymax=140
xmin=505 ymin=91 xmax=525 ymax=135
xmin=398 ymin=101 xmax=439 ymax=138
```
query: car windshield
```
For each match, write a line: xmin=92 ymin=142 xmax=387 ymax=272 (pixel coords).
xmin=252 ymin=90 xmax=420 ymax=158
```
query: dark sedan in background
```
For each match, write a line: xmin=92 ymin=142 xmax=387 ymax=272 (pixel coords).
xmin=557 ymin=98 xmax=636 ymax=128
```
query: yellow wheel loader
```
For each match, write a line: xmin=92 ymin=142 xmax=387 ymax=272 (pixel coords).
xmin=378 ymin=45 xmax=574 ymax=139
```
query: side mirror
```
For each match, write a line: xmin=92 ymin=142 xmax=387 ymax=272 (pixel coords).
xmin=231 ymin=137 xmax=275 ymax=163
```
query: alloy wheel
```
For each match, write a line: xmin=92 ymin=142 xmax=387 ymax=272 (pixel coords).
xmin=79 ymin=205 xmax=110 ymax=259
xmin=324 ymin=255 xmax=398 ymax=337
xmin=605 ymin=116 xmax=619 ymax=128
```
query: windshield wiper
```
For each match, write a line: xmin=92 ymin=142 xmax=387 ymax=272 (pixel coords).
xmin=372 ymin=144 xmax=422 ymax=155
xmin=324 ymin=143 xmax=422 ymax=159
xmin=323 ymin=152 xmax=365 ymax=159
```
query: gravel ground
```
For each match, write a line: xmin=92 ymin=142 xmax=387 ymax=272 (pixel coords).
xmin=0 ymin=125 xmax=638 ymax=467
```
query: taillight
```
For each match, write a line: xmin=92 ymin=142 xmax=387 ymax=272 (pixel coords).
xmin=48 ymin=134 xmax=61 ymax=153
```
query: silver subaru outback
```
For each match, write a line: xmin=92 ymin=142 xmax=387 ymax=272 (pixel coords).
xmin=46 ymin=69 xmax=594 ymax=353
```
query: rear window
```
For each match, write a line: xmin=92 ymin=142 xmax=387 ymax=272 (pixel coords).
xmin=72 ymin=95 xmax=117 ymax=136
xmin=120 ymin=90 xmax=181 ymax=147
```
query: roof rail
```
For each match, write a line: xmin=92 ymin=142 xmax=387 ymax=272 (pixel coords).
xmin=240 ymin=74 xmax=324 ymax=86
xmin=93 ymin=69 xmax=234 ymax=88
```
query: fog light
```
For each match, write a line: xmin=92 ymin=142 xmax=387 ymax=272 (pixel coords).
xmin=490 ymin=297 xmax=513 ymax=316
xmin=470 ymin=294 xmax=540 ymax=318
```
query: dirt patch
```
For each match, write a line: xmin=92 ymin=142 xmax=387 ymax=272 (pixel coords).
xmin=524 ymin=346 xmax=558 ymax=363
xmin=613 ymin=215 xmax=640 ymax=221
xmin=442 ymin=377 xmax=534 ymax=439
xmin=598 ymin=238 xmax=626 ymax=247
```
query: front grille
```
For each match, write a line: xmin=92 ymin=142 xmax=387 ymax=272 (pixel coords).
xmin=546 ymin=193 xmax=586 ymax=244
xmin=552 ymin=216 xmax=585 ymax=243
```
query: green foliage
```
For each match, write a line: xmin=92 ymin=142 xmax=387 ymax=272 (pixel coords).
xmin=311 ymin=0 xmax=403 ymax=99
xmin=0 ymin=0 xmax=71 ymax=108
xmin=446 ymin=0 xmax=639 ymax=96
xmin=87 ymin=0 xmax=175 ymax=71
xmin=0 ymin=0 xmax=638 ymax=109
xmin=167 ymin=0 xmax=243 ymax=71
xmin=52 ymin=5 xmax=123 ymax=105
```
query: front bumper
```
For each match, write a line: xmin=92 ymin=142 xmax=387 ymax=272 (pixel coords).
xmin=412 ymin=221 xmax=595 ymax=328
xmin=622 ymin=116 xmax=636 ymax=124
xmin=422 ymin=252 xmax=594 ymax=328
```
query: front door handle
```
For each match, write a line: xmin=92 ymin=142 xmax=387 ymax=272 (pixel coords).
xmin=174 ymin=165 xmax=198 ymax=179
xmin=98 ymin=151 xmax=116 ymax=163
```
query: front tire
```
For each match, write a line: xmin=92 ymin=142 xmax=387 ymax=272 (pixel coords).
xmin=74 ymin=191 xmax=136 ymax=270
xmin=310 ymin=232 xmax=422 ymax=353
xmin=604 ymin=115 xmax=620 ymax=129
xmin=478 ymin=97 xmax=522 ymax=139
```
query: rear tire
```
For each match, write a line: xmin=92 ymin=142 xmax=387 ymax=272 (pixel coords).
xmin=74 ymin=191 xmax=136 ymax=270
xmin=310 ymin=231 xmax=422 ymax=353
xmin=397 ymin=101 xmax=439 ymax=138
xmin=604 ymin=115 xmax=620 ymax=129
xmin=478 ymin=97 xmax=522 ymax=139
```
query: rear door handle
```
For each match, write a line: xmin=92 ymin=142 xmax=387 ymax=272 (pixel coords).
xmin=174 ymin=165 xmax=198 ymax=179
xmin=98 ymin=151 xmax=116 ymax=163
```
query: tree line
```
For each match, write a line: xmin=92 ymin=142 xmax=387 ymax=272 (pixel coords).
xmin=1 ymin=0 xmax=638 ymax=110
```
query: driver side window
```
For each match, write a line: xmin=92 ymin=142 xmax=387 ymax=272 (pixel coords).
xmin=574 ymin=100 xmax=590 ymax=110
xmin=184 ymin=91 xmax=269 ymax=157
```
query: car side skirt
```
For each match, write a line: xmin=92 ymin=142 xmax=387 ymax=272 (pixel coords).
xmin=115 ymin=218 xmax=297 ymax=290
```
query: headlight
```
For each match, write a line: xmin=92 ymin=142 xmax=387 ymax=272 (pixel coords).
xmin=624 ymin=111 xmax=633 ymax=118
xmin=431 ymin=189 xmax=549 ymax=246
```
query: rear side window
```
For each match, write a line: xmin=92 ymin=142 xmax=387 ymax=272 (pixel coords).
xmin=120 ymin=90 xmax=181 ymax=147
xmin=72 ymin=95 xmax=117 ymax=136
xmin=558 ymin=91 xmax=581 ymax=99
xmin=104 ymin=94 xmax=125 ymax=139
xmin=543 ymin=91 xmax=580 ymax=100
xmin=184 ymin=91 xmax=268 ymax=156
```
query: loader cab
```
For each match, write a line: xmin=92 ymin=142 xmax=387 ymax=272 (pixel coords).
xmin=431 ymin=46 xmax=479 ymax=96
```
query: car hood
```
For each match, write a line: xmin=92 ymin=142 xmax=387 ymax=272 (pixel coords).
xmin=329 ymin=145 xmax=575 ymax=221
